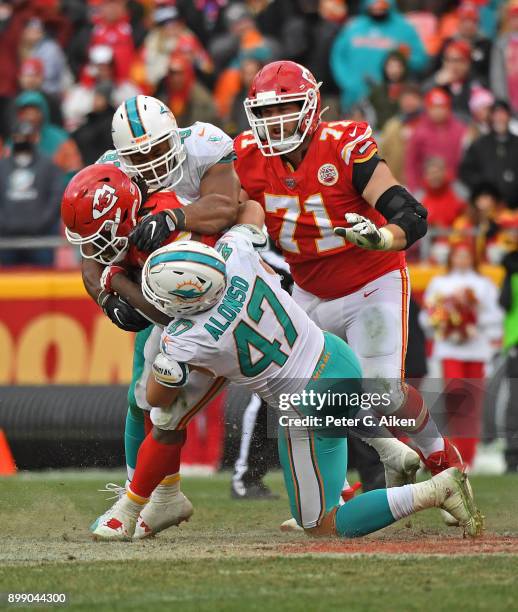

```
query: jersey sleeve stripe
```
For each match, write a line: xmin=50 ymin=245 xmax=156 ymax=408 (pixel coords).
xmin=218 ymin=151 xmax=237 ymax=164
xmin=340 ymin=125 xmax=373 ymax=165
xmin=353 ymin=146 xmax=378 ymax=164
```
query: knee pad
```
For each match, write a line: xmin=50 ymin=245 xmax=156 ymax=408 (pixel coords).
xmin=304 ymin=507 xmax=338 ymax=537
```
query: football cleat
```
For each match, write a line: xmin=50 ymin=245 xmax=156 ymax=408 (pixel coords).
xmin=92 ymin=495 xmax=143 ymax=541
xmin=420 ymin=438 xmax=465 ymax=476
xmin=133 ymin=488 xmax=193 ymax=539
xmin=341 ymin=482 xmax=362 ymax=502
xmin=280 ymin=518 xmax=303 ymax=533
xmin=231 ymin=479 xmax=280 ymax=500
xmin=413 ymin=467 xmax=484 ymax=538
xmin=90 ymin=482 xmax=126 ymax=533
xmin=364 ymin=436 xmax=421 ymax=487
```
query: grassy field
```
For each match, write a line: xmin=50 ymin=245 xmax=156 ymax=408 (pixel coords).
xmin=1 ymin=471 xmax=518 ymax=611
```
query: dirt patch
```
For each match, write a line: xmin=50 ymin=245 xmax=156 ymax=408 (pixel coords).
xmin=282 ymin=534 xmax=518 ymax=556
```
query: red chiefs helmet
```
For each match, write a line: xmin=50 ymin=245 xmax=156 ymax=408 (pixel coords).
xmin=61 ymin=164 xmax=141 ymax=265
xmin=244 ymin=61 xmax=322 ymax=156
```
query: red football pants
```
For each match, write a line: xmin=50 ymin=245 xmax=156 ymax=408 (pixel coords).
xmin=441 ymin=359 xmax=484 ymax=466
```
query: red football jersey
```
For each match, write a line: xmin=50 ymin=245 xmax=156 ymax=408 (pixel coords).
xmin=234 ymin=121 xmax=405 ymax=299
xmin=125 ymin=192 xmax=218 ymax=270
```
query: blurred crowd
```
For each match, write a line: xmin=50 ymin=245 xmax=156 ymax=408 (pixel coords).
xmin=1 ymin=0 xmax=518 ymax=268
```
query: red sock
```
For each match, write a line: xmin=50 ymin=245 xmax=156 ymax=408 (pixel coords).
xmin=144 ymin=412 xmax=153 ymax=435
xmin=130 ymin=433 xmax=183 ymax=499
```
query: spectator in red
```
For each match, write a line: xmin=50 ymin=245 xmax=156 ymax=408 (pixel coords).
xmin=420 ymin=156 xmax=467 ymax=229
xmin=17 ymin=57 xmax=63 ymax=126
xmin=405 ymin=88 xmax=468 ymax=193
xmin=490 ymin=2 xmax=518 ymax=115
xmin=432 ymin=3 xmax=492 ymax=84
xmin=88 ymin=0 xmax=135 ymax=83
xmin=420 ymin=242 xmax=503 ymax=467
xmin=426 ymin=39 xmax=481 ymax=122
xmin=155 ymin=52 xmax=219 ymax=128
xmin=0 ymin=0 xmax=34 ymax=140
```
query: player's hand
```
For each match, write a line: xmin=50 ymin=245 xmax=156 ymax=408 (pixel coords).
xmin=129 ymin=211 xmax=177 ymax=252
xmin=334 ymin=213 xmax=394 ymax=251
xmin=152 ymin=353 xmax=189 ymax=387
xmin=100 ymin=265 xmax=127 ymax=294
xmin=231 ymin=224 xmax=268 ymax=250
xmin=99 ymin=294 xmax=151 ymax=332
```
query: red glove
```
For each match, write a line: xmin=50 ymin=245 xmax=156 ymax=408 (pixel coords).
xmin=100 ymin=265 xmax=127 ymax=294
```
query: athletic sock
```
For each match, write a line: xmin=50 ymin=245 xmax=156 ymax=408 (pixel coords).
xmin=386 ymin=484 xmax=415 ymax=519
xmin=129 ymin=434 xmax=182 ymax=499
xmin=124 ymin=406 xmax=146 ymax=482
xmin=410 ymin=420 xmax=445 ymax=458
xmin=390 ymin=385 xmax=445 ymax=458
xmin=336 ymin=489 xmax=396 ymax=537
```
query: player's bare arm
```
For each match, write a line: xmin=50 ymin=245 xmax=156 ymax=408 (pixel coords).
xmin=335 ymin=160 xmax=428 ymax=252
xmin=130 ymin=163 xmax=240 ymax=252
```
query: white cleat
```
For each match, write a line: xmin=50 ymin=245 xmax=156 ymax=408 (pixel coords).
xmin=414 ymin=467 xmax=484 ymax=538
xmin=365 ymin=436 xmax=421 ymax=487
xmin=134 ymin=488 xmax=193 ymax=539
xmin=280 ymin=518 xmax=303 ymax=532
xmin=92 ymin=496 xmax=142 ymax=541
xmin=90 ymin=483 xmax=127 ymax=533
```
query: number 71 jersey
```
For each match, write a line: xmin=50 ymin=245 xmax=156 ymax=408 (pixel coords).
xmin=234 ymin=121 xmax=405 ymax=299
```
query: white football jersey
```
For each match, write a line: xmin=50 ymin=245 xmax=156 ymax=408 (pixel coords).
xmin=97 ymin=121 xmax=234 ymax=202
xmin=159 ymin=230 xmax=325 ymax=408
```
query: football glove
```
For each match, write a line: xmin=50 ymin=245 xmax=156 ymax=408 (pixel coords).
xmin=100 ymin=265 xmax=127 ymax=294
xmin=152 ymin=353 xmax=189 ymax=387
xmin=129 ymin=211 xmax=177 ymax=252
xmin=231 ymin=224 xmax=268 ymax=250
xmin=100 ymin=294 xmax=151 ymax=332
xmin=334 ymin=213 xmax=394 ymax=251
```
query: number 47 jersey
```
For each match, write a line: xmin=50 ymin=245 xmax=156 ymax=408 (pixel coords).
xmin=234 ymin=121 xmax=405 ymax=300
xmin=159 ymin=229 xmax=325 ymax=408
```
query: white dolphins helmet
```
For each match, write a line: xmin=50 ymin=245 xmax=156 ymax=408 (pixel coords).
xmin=142 ymin=240 xmax=227 ymax=316
xmin=112 ymin=95 xmax=186 ymax=190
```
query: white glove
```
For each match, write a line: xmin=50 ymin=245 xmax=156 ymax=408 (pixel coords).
xmin=230 ymin=224 xmax=268 ymax=250
xmin=334 ymin=213 xmax=394 ymax=251
xmin=152 ymin=353 xmax=189 ymax=388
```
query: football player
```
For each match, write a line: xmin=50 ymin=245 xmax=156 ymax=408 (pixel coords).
xmin=233 ymin=61 xmax=465 ymax=528
xmin=72 ymin=95 xmax=241 ymax=533
xmin=92 ymin=207 xmax=483 ymax=541
xmin=63 ymin=151 xmax=233 ymax=536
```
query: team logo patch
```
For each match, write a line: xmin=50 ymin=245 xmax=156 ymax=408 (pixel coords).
xmin=318 ymin=163 xmax=339 ymax=186
xmin=284 ymin=177 xmax=297 ymax=189
xmin=169 ymin=279 xmax=211 ymax=300
xmin=93 ymin=184 xmax=119 ymax=219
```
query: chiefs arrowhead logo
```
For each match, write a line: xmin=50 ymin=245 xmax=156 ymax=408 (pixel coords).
xmin=93 ymin=184 xmax=119 ymax=219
